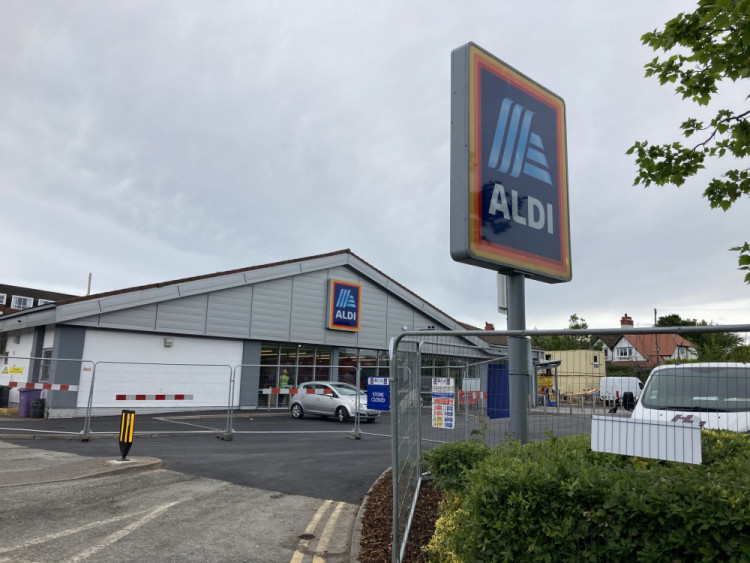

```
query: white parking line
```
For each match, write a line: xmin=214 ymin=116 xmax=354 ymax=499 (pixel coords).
xmin=68 ymin=498 xmax=188 ymax=562
xmin=0 ymin=511 xmax=141 ymax=555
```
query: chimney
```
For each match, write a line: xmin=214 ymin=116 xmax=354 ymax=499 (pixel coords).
xmin=620 ymin=314 xmax=634 ymax=328
xmin=485 ymin=322 xmax=495 ymax=331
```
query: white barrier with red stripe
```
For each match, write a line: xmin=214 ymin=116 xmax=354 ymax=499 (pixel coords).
xmin=115 ymin=394 xmax=194 ymax=401
xmin=457 ymin=390 xmax=487 ymax=405
xmin=7 ymin=381 xmax=78 ymax=392
xmin=261 ymin=387 xmax=332 ymax=395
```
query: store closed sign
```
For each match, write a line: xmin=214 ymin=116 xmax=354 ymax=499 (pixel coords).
xmin=328 ymin=279 xmax=362 ymax=331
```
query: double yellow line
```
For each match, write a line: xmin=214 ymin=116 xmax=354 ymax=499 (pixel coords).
xmin=290 ymin=500 xmax=348 ymax=563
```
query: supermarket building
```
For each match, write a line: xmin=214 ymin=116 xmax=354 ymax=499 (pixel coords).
xmin=0 ymin=250 xmax=501 ymax=417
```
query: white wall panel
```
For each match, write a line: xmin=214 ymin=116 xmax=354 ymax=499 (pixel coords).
xmin=79 ymin=330 xmax=242 ymax=409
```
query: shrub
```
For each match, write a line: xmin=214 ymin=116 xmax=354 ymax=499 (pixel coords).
xmin=422 ymin=440 xmax=491 ymax=494
xmin=426 ymin=432 xmax=750 ymax=561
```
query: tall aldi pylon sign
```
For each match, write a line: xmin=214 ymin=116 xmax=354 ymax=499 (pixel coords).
xmin=450 ymin=43 xmax=571 ymax=283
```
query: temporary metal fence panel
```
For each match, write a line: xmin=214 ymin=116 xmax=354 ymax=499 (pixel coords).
xmin=83 ymin=361 xmax=233 ymax=436
xmin=0 ymin=356 xmax=95 ymax=436
xmin=391 ymin=324 xmax=750 ymax=562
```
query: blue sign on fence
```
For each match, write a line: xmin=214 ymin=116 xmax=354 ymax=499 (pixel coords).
xmin=367 ymin=377 xmax=390 ymax=411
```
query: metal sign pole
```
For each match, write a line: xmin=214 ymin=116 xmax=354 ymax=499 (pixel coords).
xmin=507 ymin=274 xmax=529 ymax=443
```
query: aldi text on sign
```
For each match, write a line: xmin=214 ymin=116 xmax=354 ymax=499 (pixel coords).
xmin=327 ymin=279 xmax=362 ymax=331
xmin=450 ymin=42 xmax=571 ymax=283
xmin=432 ymin=377 xmax=455 ymax=430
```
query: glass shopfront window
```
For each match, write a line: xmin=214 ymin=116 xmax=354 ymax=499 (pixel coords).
xmin=260 ymin=343 xmax=280 ymax=407
xmin=258 ymin=342 xmax=396 ymax=406
xmin=297 ymin=345 xmax=315 ymax=385
xmin=315 ymin=346 xmax=331 ymax=379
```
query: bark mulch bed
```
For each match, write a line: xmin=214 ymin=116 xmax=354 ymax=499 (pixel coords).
xmin=358 ymin=469 xmax=445 ymax=562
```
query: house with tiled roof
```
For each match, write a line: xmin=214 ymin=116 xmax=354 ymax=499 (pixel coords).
xmin=596 ymin=314 xmax=698 ymax=368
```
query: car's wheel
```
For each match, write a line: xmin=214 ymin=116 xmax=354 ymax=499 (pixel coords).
xmin=336 ymin=407 xmax=350 ymax=423
xmin=366 ymin=417 xmax=376 ymax=423
xmin=291 ymin=403 xmax=304 ymax=419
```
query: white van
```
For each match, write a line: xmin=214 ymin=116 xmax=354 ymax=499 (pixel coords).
xmin=599 ymin=376 xmax=643 ymax=407
xmin=632 ymin=363 xmax=750 ymax=432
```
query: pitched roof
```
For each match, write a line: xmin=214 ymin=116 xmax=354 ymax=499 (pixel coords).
xmin=0 ymin=249 xmax=471 ymax=336
xmin=622 ymin=333 xmax=696 ymax=361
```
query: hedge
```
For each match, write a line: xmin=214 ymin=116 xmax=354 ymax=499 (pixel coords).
xmin=424 ymin=431 xmax=750 ymax=562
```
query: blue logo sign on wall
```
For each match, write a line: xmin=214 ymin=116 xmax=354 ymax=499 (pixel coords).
xmin=328 ymin=279 xmax=362 ymax=331
xmin=450 ymin=42 xmax=571 ymax=283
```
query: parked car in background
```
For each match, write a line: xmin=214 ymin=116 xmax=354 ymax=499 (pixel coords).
xmin=290 ymin=381 xmax=380 ymax=423
xmin=632 ymin=363 xmax=750 ymax=432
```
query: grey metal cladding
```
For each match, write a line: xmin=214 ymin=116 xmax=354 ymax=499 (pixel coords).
xmin=97 ymin=305 xmax=157 ymax=330
xmin=65 ymin=316 xmax=100 ymax=328
xmin=177 ymin=273 xmax=247 ymax=297
xmin=244 ymin=262 xmax=303 ymax=285
xmin=324 ymin=324 xmax=359 ymax=347
xmin=155 ymin=294 xmax=208 ymax=334
xmin=413 ymin=311 xmax=438 ymax=332
xmin=357 ymin=279 xmax=387 ymax=349
xmin=387 ymin=294 xmax=414 ymax=336
xmin=206 ymin=286 xmax=253 ymax=337
xmin=250 ymin=278 xmax=293 ymax=341
xmin=100 ymin=286 xmax=181 ymax=312
xmin=290 ymin=271 xmax=327 ymax=343
xmin=56 ymin=300 xmax=102 ymax=322
xmin=298 ymin=253 xmax=349 ymax=273
xmin=327 ymin=266 xmax=358 ymax=283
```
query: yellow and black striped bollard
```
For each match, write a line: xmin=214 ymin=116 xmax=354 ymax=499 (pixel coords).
xmin=119 ymin=410 xmax=135 ymax=461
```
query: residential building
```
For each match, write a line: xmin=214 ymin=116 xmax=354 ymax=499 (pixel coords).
xmin=596 ymin=314 xmax=697 ymax=368
xmin=0 ymin=284 xmax=77 ymax=314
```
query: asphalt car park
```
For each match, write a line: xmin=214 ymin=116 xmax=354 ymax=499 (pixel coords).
xmin=1 ymin=414 xmax=394 ymax=562
xmin=2 ymin=412 xmax=393 ymax=505
xmin=0 ymin=441 xmax=361 ymax=562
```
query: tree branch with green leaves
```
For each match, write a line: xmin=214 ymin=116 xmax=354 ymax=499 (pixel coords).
xmin=626 ymin=0 xmax=750 ymax=282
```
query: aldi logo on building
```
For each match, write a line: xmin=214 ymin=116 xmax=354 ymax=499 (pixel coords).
xmin=450 ymin=42 xmax=571 ymax=283
xmin=328 ymin=280 xmax=362 ymax=331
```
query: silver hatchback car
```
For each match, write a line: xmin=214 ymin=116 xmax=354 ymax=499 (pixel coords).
xmin=290 ymin=381 xmax=380 ymax=423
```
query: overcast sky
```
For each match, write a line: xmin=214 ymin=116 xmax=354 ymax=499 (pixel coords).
xmin=2 ymin=1 xmax=748 ymax=331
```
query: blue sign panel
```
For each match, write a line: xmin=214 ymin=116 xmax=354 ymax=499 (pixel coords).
xmin=451 ymin=43 xmax=571 ymax=283
xmin=367 ymin=377 xmax=390 ymax=411
xmin=328 ymin=279 xmax=362 ymax=331
xmin=487 ymin=363 xmax=509 ymax=419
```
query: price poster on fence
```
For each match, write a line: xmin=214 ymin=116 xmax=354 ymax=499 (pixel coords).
xmin=432 ymin=377 xmax=455 ymax=430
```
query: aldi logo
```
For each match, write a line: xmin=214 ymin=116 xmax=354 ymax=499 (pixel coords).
xmin=450 ymin=42 xmax=571 ymax=283
xmin=328 ymin=280 xmax=362 ymax=331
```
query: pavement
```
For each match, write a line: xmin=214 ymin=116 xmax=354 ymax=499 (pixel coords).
xmin=0 ymin=439 xmax=375 ymax=561
xmin=0 ymin=440 xmax=162 ymax=488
